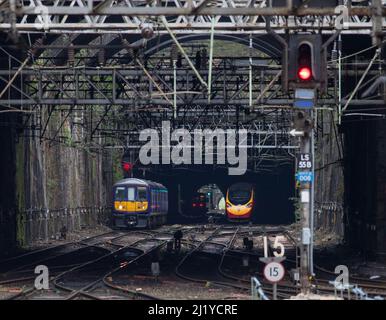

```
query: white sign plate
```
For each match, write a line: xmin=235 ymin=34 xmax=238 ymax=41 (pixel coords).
xmin=263 ymin=261 xmax=285 ymax=283
xmin=297 ymin=153 xmax=312 ymax=170
xmin=300 ymin=190 xmax=310 ymax=203
xmin=302 ymin=227 xmax=311 ymax=245
xmin=295 ymin=88 xmax=315 ymax=100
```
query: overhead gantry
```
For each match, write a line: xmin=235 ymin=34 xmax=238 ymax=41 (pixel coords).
xmin=0 ymin=0 xmax=385 ymax=34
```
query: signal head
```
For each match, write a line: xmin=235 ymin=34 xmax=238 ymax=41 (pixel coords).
xmin=297 ymin=43 xmax=313 ymax=82
xmin=298 ymin=67 xmax=312 ymax=81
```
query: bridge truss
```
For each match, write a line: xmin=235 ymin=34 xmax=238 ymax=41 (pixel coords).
xmin=0 ymin=0 xmax=385 ymax=35
xmin=0 ymin=0 xmax=385 ymax=173
xmin=1 ymin=54 xmax=299 ymax=171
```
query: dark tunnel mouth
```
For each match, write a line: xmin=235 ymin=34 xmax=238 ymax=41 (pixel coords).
xmin=128 ymin=166 xmax=295 ymax=226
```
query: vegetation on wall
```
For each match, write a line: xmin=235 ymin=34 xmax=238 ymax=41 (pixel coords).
xmin=112 ymin=149 xmax=124 ymax=183
xmin=15 ymin=137 xmax=26 ymax=247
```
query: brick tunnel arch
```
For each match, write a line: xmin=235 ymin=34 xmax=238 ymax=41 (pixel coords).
xmin=29 ymin=32 xmax=283 ymax=67
xmin=141 ymin=34 xmax=283 ymax=61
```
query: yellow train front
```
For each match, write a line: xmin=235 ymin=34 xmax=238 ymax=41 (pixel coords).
xmin=226 ymin=183 xmax=254 ymax=221
xmin=111 ymin=178 xmax=168 ymax=229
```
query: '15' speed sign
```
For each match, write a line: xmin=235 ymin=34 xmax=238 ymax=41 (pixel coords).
xmin=263 ymin=261 xmax=285 ymax=283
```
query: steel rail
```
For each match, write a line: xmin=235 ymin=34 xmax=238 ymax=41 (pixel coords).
xmin=6 ymin=232 xmax=163 ymax=299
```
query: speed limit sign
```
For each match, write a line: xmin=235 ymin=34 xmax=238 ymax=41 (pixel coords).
xmin=263 ymin=261 xmax=285 ymax=283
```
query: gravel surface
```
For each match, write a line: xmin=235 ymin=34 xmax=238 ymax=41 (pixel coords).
xmin=110 ymin=274 xmax=250 ymax=300
xmin=28 ymin=225 xmax=112 ymax=250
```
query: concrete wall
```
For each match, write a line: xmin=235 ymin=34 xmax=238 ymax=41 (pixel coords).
xmin=375 ymin=119 xmax=386 ymax=260
xmin=14 ymin=111 xmax=116 ymax=247
xmin=343 ymin=116 xmax=377 ymax=259
xmin=0 ymin=112 xmax=18 ymax=255
xmin=314 ymin=109 xmax=344 ymax=237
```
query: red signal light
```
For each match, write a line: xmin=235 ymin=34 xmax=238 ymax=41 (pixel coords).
xmin=298 ymin=67 xmax=312 ymax=81
xmin=297 ymin=43 xmax=312 ymax=81
xmin=122 ymin=162 xmax=133 ymax=172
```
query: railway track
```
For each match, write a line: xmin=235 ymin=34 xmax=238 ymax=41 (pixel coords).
xmin=61 ymin=238 xmax=168 ymax=300
xmin=311 ymin=264 xmax=386 ymax=298
xmin=174 ymin=226 xmax=252 ymax=297
xmin=0 ymin=231 xmax=125 ymax=274
xmin=0 ymin=231 xmax=141 ymax=286
xmin=93 ymin=225 xmax=208 ymax=300
xmin=5 ymin=223 xmax=380 ymax=300
xmin=171 ymin=225 xmax=298 ymax=299
xmin=2 ymin=226 xmax=199 ymax=300
xmin=5 ymin=234 xmax=154 ymax=300
xmin=88 ymin=225 xmax=249 ymax=299
xmin=216 ymin=228 xmax=299 ymax=299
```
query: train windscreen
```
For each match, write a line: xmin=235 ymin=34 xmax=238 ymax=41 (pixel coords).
xmin=137 ymin=187 xmax=147 ymax=201
xmin=228 ymin=186 xmax=252 ymax=205
xmin=115 ymin=187 xmax=126 ymax=201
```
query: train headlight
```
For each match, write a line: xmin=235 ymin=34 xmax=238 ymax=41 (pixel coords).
xmin=246 ymin=203 xmax=253 ymax=208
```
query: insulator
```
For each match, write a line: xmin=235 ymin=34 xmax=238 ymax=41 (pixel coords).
xmin=141 ymin=23 xmax=154 ymax=39
xmin=128 ymin=48 xmax=135 ymax=59
xmin=28 ymin=37 xmax=44 ymax=58
xmin=201 ymin=48 xmax=208 ymax=68
xmin=195 ymin=50 xmax=201 ymax=69
xmin=177 ymin=54 xmax=182 ymax=68
xmin=98 ymin=48 xmax=105 ymax=66
xmin=121 ymin=39 xmax=134 ymax=58
xmin=170 ymin=44 xmax=178 ymax=62
xmin=68 ymin=44 xmax=75 ymax=66
xmin=331 ymin=49 xmax=338 ymax=62
xmin=331 ymin=41 xmax=338 ymax=61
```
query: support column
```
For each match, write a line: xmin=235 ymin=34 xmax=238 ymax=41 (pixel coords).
xmin=299 ymin=133 xmax=312 ymax=293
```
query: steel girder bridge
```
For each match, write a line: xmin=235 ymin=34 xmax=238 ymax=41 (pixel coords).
xmin=0 ymin=0 xmax=385 ymax=34
xmin=1 ymin=54 xmax=298 ymax=171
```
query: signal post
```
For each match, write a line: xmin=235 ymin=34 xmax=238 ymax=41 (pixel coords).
xmin=292 ymin=107 xmax=314 ymax=293
xmin=286 ymin=34 xmax=326 ymax=294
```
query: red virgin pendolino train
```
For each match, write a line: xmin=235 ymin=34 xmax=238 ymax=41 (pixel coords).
xmin=226 ymin=182 xmax=255 ymax=221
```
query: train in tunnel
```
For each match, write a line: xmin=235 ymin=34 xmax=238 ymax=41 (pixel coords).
xmin=111 ymin=178 xmax=168 ymax=229
xmin=190 ymin=192 xmax=209 ymax=216
xmin=226 ymin=182 xmax=254 ymax=222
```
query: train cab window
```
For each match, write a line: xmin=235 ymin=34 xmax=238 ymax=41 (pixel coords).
xmin=127 ymin=187 xmax=136 ymax=201
xmin=138 ymin=187 xmax=147 ymax=201
xmin=115 ymin=187 xmax=126 ymax=201
xmin=229 ymin=189 xmax=251 ymax=205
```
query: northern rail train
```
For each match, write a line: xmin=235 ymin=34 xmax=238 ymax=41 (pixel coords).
xmin=226 ymin=183 xmax=254 ymax=221
xmin=111 ymin=178 xmax=168 ymax=229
